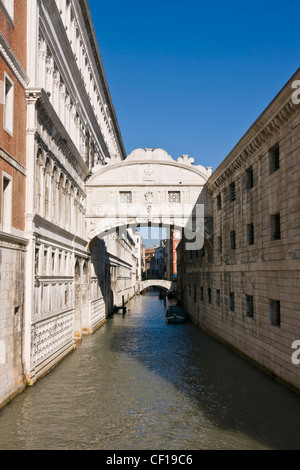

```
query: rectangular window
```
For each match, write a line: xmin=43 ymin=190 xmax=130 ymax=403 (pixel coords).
xmin=229 ymin=182 xmax=236 ymax=202
xmin=168 ymin=191 xmax=181 ymax=204
xmin=194 ymin=285 xmax=197 ymax=303
xmin=270 ymin=213 xmax=281 ymax=240
xmin=269 ymin=144 xmax=280 ymax=174
xmin=35 ymin=247 xmax=40 ymax=275
xmin=52 ymin=251 xmax=55 ymax=273
xmin=119 ymin=191 xmax=132 ymax=204
xmin=247 ymin=223 xmax=254 ymax=246
xmin=229 ymin=292 xmax=235 ymax=311
xmin=216 ymin=289 xmax=221 ymax=307
xmin=246 ymin=295 xmax=254 ymax=318
xmin=230 ymin=230 xmax=236 ymax=250
xmin=217 ymin=194 xmax=222 ymax=211
xmin=1 ymin=173 xmax=12 ymax=232
xmin=3 ymin=73 xmax=14 ymax=135
xmin=218 ymin=236 xmax=222 ymax=252
xmin=44 ymin=248 xmax=48 ymax=275
xmin=208 ymin=288 xmax=212 ymax=304
xmin=200 ymin=286 xmax=204 ymax=301
xmin=270 ymin=299 xmax=280 ymax=327
xmin=246 ymin=166 xmax=254 ymax=190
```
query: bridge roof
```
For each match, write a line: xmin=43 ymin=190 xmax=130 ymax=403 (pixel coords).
xmin=87 ymin=148 xmax=212 ymax=186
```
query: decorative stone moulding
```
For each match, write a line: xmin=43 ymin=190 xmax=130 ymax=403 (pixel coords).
xmin=207 ymin=93 xmax=299 ymax=193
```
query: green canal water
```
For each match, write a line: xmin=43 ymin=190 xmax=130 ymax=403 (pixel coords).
xmin=0 ymin=292 xmax=299 ymax=450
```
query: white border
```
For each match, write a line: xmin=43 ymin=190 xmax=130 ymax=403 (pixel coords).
xmin=3 ymin=71 xmax=14 ymax=136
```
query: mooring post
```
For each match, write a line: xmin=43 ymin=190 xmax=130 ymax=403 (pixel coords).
xmin=127 ymin=294 xmax=130 ymax=312
xmin=122 ymin=295 xmax=126 ymax=315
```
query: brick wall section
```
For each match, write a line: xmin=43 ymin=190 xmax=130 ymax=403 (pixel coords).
xmin=0 ymin=1 xmax=27 ymax=71
xmin=177 ymin=70 xmax=300 ymax=393
xmin=0 ymin=1 xmax=27 ymax=231
xmin=0 ymin=1 xmax=27 ymax=408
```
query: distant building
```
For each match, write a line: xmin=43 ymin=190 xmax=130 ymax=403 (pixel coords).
xmin=144 ymin=246 xmax=156 ymax=279
xmin=155 ymin=239 xmax=167 ymax=279
xmin=166 ymin=229 xmax=181 ymax=280
xmin=132 ymin=231 xmax=143 ymax=287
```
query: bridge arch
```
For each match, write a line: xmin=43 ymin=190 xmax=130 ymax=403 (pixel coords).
xmin=140 ymin=279 xmax=172 ymax=292
xmin=85 ymin=148 xmax=213 ymax=249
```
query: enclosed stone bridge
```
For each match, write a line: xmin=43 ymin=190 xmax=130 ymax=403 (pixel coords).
xmin=85 ymin=148 xmax=213 ymax=250
xmin=140 ymin=279 xmax=173 ymax=292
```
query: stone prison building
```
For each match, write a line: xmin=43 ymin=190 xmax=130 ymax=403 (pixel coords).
xmin=177 ymin=69 xmax=300 ymax=393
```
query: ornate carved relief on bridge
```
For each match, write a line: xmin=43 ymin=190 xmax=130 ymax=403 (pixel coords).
xmin=85 ymin=148 xmax=213 ymax=247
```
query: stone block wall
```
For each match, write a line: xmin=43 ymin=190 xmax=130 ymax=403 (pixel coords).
xmin=0 ymin=240 xmax=26 ymax=407
xmin=178 ymin=71 xmax=300 ymax=392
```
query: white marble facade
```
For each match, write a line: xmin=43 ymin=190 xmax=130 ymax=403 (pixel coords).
xmin=23 ymin=0 xmax=135 ymax=385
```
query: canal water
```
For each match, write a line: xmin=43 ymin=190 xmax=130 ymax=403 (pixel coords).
xmin=0 ymin=292 xmax=300 ymax=450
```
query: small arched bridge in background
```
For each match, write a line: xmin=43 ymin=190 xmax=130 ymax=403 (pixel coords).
xmin=140 ymin=279 xmax=173 ymax=292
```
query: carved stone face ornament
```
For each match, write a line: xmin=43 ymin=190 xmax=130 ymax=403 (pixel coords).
xmin=144 ymin=190 xmax=153 ymax=204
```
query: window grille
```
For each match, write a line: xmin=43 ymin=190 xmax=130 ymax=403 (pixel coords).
xmin=269 ymin=145 xmax=280 ymax=174
xmin=218 ymin=236 xmax=222 ymax=252
xmin=168 ymin=191 xmax=181 ymax=204
xmin=119 ymin=191 xmax=132 ymax=204
xmin=247 ymin=223 xmax=254 ymax=245
xmin=229 ymin=292 xmax=235 ymax=311
xmin=246 ymin=295 xmax=254 ymax=317
xmin=216 ymin=290 xmax=221 ymax=307
xmin=200 ymin=287 xmax=204 ymax=301
xmin=208 ymin=288 xmax=212 ymax=304
xmin=270 ymin=299 xmax=280 ymax=327
xmin=229 ymin=182 xmax=236 ymax=202
xmin=246 ymin=166 xmax=254 ymax=190
xmin=230 ymin=230 xmax=236 ymax=250
xmin=270 ymin=213 xmax=281 ymax=240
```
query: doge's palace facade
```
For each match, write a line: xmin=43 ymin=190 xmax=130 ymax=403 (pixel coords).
xmin=23 ymin=0 xmax=128 ymax=385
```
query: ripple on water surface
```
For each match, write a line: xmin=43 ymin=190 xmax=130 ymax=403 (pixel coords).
xmin=0 ymin=293 xmax=300 ymax=450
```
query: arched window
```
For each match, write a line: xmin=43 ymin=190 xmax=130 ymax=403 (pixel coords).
xmin=58 ymin=173 xmax=65 ymax=226
xmin=36 ymin=148 xmax=44 ymax=214
xmin=52 ymin=166 xmax=58 ymax=224
xmin=65 ymin=180 xmax=70 ymax=230
xmin=74 ymin=188 xmax=79 ymax=235
xmin=44 ymin=157 xmax=52 ymax=219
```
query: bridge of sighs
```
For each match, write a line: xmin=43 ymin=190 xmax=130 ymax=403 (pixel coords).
xmin=85 ymin=147 xmax=213 ymax=251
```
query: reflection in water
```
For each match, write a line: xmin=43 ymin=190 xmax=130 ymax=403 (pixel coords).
xmin=0 ymin=292 xmax=299 ymax=450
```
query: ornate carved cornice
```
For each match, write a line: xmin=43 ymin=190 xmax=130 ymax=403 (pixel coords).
xmin=26 ymin=87 xmax=90 ymax=181
xmin=34 ymin=133 xmax=86 ymax=199
xmin=207 ymin=72 xmax=300 ymax=193
xmin=77 ymin=0 xmax=127 ymax=160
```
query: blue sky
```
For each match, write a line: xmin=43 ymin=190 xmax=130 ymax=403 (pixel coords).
xmin=89 ymin=0 xmax=300 ymax=173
